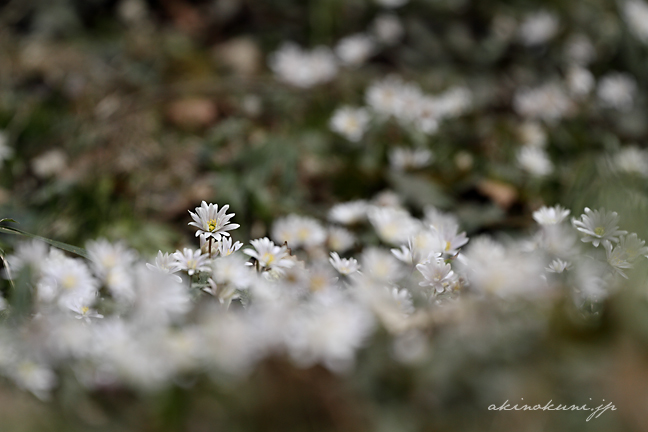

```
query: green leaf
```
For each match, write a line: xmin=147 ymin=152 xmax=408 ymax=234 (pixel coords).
xmin=0 ymin=225 xmax=89 ymax=259
xmin=0 ymin=218 xmax=17 ymax=224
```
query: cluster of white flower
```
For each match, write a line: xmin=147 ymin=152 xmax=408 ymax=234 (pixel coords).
xmin=330 ymin=76 xmax=471 ymax=142
xmin=1 ymin=199 xmax=646 ymax=399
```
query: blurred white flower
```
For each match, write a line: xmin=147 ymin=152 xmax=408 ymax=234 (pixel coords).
xmin=517 ymin=146 xmax=553 ymax=177
xmin=329 ymin=200 xmax=369 ymax=225
xmin=31 ymin=149 xmax=67 ymax=178
xmin=272 ymin=214 xmax=327 ymax=249
xmin=546 ymin=258 xmax=572 ymax=273
xmin=335 ymin=33 xmax=375 ymax=67
xmin=623 ymin=0 xmax=648 ymax=43
xmin=374 ymin=0 xmax=408 ymax=8
xmin=389 ymin=147 xmax=434 ymax=171
xmin=173 ymin=248 xmax=211 ymax=276
xmin=329 ymin=252 xmax=360 ymax=275
xmin=372 ymin=14 xmax=404 ymax=45
xmin=518 ymin=11 xmax=559 ymax=46
xmin=513 ymin=83 xmax=572 ymax=121
xmin=533 ymin=205 xmax=570 ymax=225
xmin=269 ymin=43 xmax=338 ymax=88
xmin=368 ymin=206 xmax=420 ymax=245
xmin=613 ymin=146 xmax=648 ymax=176
xmin=0 ymin=131 xmax=13 ymax=165
xmin=146 ymin=251 xmax=182 ymax=282
xmin=564 ymin=34 xmax=596 ymax=65
xmin=361 ymin=247 xmax=403 ymax=282
xmin=329 ymin=106 xmax=371 ymax=142
xmin=518 ymin=122 xmax=547 ymax=148
xmin=327 ymin=226 xmax=356 ymax=252
xmin=597 ymin=73 xmax=636 ymax=111
xmin=566 ymin=65 xmax=594 ymax=97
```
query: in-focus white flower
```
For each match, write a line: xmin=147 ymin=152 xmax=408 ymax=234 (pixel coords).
xmin=391 ymin=233 xmax=442 ymax=265
xmin=572 ymin=208 xmax=628 ymax=247
xmin=597 ymin=73 xmax=636 ymax=111
xmin=173 ymin=248 xmax=211 ymax=276
xmin=533 ymin=205 xmax=570 ymax=225
xmin=329 ymin=252 xmax=360 ymax=275
xmin=327 ymin=226 xmax=356 ymax=252
xmin=546 ymin=258 xmax=572 ymax=273
xmin=517 ymin=146 xmax=553 ymax=177
xmin=243 ymin=237 xmax=295 ymax=272
xmin=623 ymin=0 xmax=648 ymax=44
xmin=329 ymin=106 xmax=371 ymax=142
xmin=416 ymin=258 xmax=456 ymax=294
xmin=613 ymin=146 xmax=648 ymax=176
xmin=272 ymin=214 xmax=327 ymax=250
xmin=188 ymin=201 xmax=239 ymax=241
xmin=389 ymin=147 xmax=433 ymax=171
xmin=518 ymin=11 xmax=559 ymax=46
xmin=146 ymin=251 xmax=182 ymax=282
xmin=217 ymin=237 xmax=244 ymax=257
xmin=268 ymin=43 xmax=338 ymax=88
xmin=329 ymin=200 xmax=369 ymax=225
xmin=430 ymin=224 xmax=469 ymax=256
xmin=335 ymin=33 xmax=375 ymax=67
xmin=372 ymin=13 xmax=404 ymax=45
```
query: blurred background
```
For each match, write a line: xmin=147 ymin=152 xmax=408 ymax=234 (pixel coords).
xmin=1 ymin=0 xmax=648 ymax=431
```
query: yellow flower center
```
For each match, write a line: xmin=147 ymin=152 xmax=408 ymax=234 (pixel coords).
xmin=62 ymin=275 xmax=77 ymax=290
xmin=594 ymin=227 xmax=605 ymax=236
xmin=261 ymin=252 xmax=275 ymax=265
xmin=81 ymin=306 xmax=89 ymax=314
xmin=444 ymin=241 xmax=451 ymax=252
xmin=208 ymin=219 xmax=219 ymax=232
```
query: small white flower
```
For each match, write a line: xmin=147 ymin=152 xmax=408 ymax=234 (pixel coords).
xmin=269 ymin=43 xmax=338 ymax=88
xmin=416 ymin=258 xmax=456 ymax=294
xmin=597 ymin=73 xmax=636 ymax=111
xmin=146 ymin=251 xmax=182 ymax=282
xmin=361 ymin=247 xmax=403 ymax=282
xmin=329 ymin=106 xmax=371 ymax=142
xmin=517 ymin=146 xmax=553 ymax=177
xmin=217 ymin=237 xmax=244 ymax=257
xmin=572 ymin=208 xmax=628 ymax=247
xmin=545 ymin=258 xmax=572 ymax=273
xmin=372 ymin=14 xmax=403 ymax=45
xmin=566 ymin=65 xmax=594 ymax=98
xmin=617 ymin=233 xmax=648 ymax=262
xmin=173 ymin=248 xmax=211 ymax=276
xmin=272 ymin=214 xmax=327 ymax=249
xmin=368 ymin=206 xmax=420 ymax=245
xmin=329 ymin=252 xmax=360 ymax=275
xmin=613 ymin=146 xmax=648 ymax=177
xmin=327 ymin=226 xmax=356 ymax=252
xmin=188 ymin=201 xmax=240 ymax=242
xmin=604 ymin=241 xmax=633 ymax=279
xmin=564 ymin=33 xmax=596 ymax=65
xmin=623 ymin=0 xmax=648 ymax=44
xmin=518 ymin=11 xmax=559 ymax=46
xmin=243 ymin=237 xmax=295 ymax=272
xmin=329 ymin=200 xmax=369 ymax=225
xmin=389 ymin=147 xmax=433 ymax=171
xmin=68 ymin=298 xmax=104 ymax=323
xmin=513 ymin=83 xmax=572 ymax=121
xmin=533 ymin=205 xmax=570 ymax=225
xmin=335 ymin=33 xmax=375 ymax=67
xmin=212 ymin=253 xmax=252 ymax=289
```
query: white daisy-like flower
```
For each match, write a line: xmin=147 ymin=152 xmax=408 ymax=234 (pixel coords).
xmin=513 ymin=83 xmax=572 ymax=122
xmin=173 ymin=248 xmax=211 ymax=276
xmin=387 ymin=287 xmax=414 ymax=315
xmin=430 ymin=224 xmax=469 ymax=256
xmin=243 ymin=237 xmax=295 ymax=271
xmin=86 ymin=239 xmax=138 ymax=277
xmin=365 ymin=75 xmax=407 ymax=118
xmin=268 ymin=43 xmax=338 ymax=88
xmin=604 ymin=241 xmax=633 ymax=279
xmin=212 ymin=253 xmax=252 ymax=289
xmin=146 ymin=251 xmax=182 ymax=282
xmin=217 ymin=237 xmax=244 ymax=257
xmin=597 ymin=73 xmax=637 ymax=111
xmin=329 ymin=106 xmax=371 ymax=142
xmin=329 ymin=200 xmax=369 ymax=225
xmin=335 ymin=33 xmax=375 ymax=67
xmin=545 ymin=258 xmax=572 ymax=273
xmin=613 ymin=146 xmax=648 ymax=177
xmin=518 ymin=11 xmax=559 ymax=46
xmin=361 ymin=247 xmax=403 ymax=282
xmin=327 ymin=226 xmax=356 ymax=252
xmin=388 ymin=147 xmax=433 ymax=171
xmin=272 ymin=214 xmax=327 ymax=249
xmin=37 ymin=256 xmax=99 ymax=308
xmin=6 ymin=239 xmax=48 ymax=274
xmin=572 ymin=208 xmax=628 ymax=247
xmin=68 ymin=298 xmax=104 ymax=323
xmin=416 ymin=258 xmax=456 ymax=294
xmin=329 ymin=252 xmax=360 ymax=275
xmin=517 ymin=146 xmax=554 ymax=177
xmin=188 ymin=201 xmax=240 ymax=242
xmin=617 ymin=233 xmax=648 ymax=262
xmin=368 ymin=206 xmax=420 ymax=245
xmin=533 ymin=205 xmax=570 ymax=225
xmin=203 ymin=278 xmax=241 ymax=307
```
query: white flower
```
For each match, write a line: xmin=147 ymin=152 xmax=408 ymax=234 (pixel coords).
xmin=335 ymin=33 xmax=375 ymax=67
xmin=10 ymin=361 xmax=56 ymax=400
xmin=217 ymin=237 xmax=244 ymax=257
xmin=327 ymin=226 xmax=356 ymax=252
xmin=518 ymin=122 xmax=547 ymax=148
xmin=361 ymin=247 xmax=403 ymax=282
xmin=604 ymin=241 xmax=633 ymax=278
xmin=365 ymin=76 xmax=407 ymax=118
xmin=623 ymin=0 xmax=648 ymax=44
xmin=329 ymin=106 xmax=371 ymax=142
xmin=572 ymin=208 xmax=628 ymax=247
xmin=272 ymin=214 xmax=327 ymax=249
xmin=368 ymin=206 xmax=419 ymax=245
xmin=371 ymin=14 xmax=403 ymax=45
xmin=203 ymin=278 xmax=240 ymax=307
xmin=546 ymin=258 xmax=572 ymax=273
xmin=329 ymin=200 xmax=368 ymax=225
xmin=329 ymin=252 xmax=360 ymax=275
xmin=6 ymin=240 xmax=48 ymax=274
xmin=533 ymin=205 xmax=570 ymax=225
xmin=617 ymin=233 xmax=648 ymax=262
xmin=31 ymin=149 xmax=67 ymax=178
xmin=517 ymin=146 xmax=553 ymax=177
xmin=429 ymin=224 xmax=469 ymax=256
xmin=597 ymin=73 xmax=636 ymax=111
xmin=389 ymin=147 xmax=433 ymax=171
xmin=188 ymin=201 xmax=240 ymax=241
xmin=133 ymin=266 xmax=191 ymax=325
xmin=566 ymin=65 xmax=594 ymax=97
xmin=212 ymin=253 xmax=252 ymax=289
xmin=416 ymin=258 xmax=456 ymax=294
xmin=564 ymin=33 xmax=596 ymax=65
xmin=0 ymin=131 xmax=13 ymax=165
xmin=37 ymin=255 xmax=99 ymax=308
xmin=86 ymin=239 xmax=138 ymax=277
xmin=613 ymin=146 xmax=648 ymax=176
xmin=518 ymin=11 xmax=559 ymax=46
xmin=387 ymin=287 xmax=414 ymax=315
xmin=243 ymin=237 xmax=295 ymax=271
xmin=513 ymin=83 xmax=572 ymax=121
xmin=68 ymin=298 xmax=104 ymax=323
xmin=173 ymin=248 xmax=211 ymax=276
xmin=268 ymin=43 xmax=338 ymax=88
xmin=146 ymin=251 xmax=182 ymax=282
